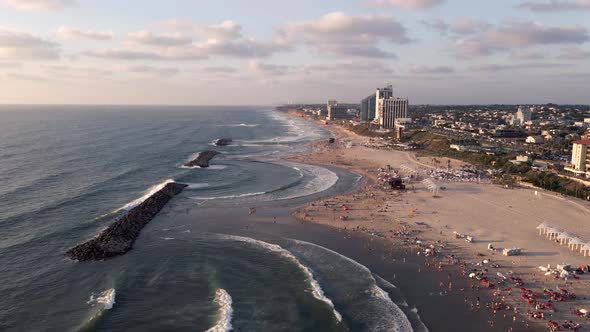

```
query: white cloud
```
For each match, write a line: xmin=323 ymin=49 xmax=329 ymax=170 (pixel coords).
xmin=409 ymin=65 xmax=454 ymax=74
xmin=127 ymin=30 xmax=192 ymax=46
xmin=122 ymin=65 xmax=179 ymax=77
xmin=452 ymin=21 xmax=589 ymax=57
xmin=57 ymin=26 xmax=113 ymax=41
xmin=371 ymin=0 xmax=445 ymax=9
xmin=557 ymin=46 xmax=590 ymax=59
xmin=279 ymin=12 xmax=410 ymax=58
xmin=516 ymin=0 xmax=590 ymax=11
xmin=0 ymin=28 xmax=59 ymax=60
xmin=1 ymin=0 xmax=74 ymax=11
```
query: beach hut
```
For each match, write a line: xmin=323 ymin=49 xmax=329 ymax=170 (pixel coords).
xmin=568 ymin=237 xmax=584 ymax=251
xmin=536 ymin=223 xmax=550 ymax=235
xmin=581 ymin=243 xmax=590 ymax=257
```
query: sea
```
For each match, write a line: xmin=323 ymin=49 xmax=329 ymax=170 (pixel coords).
xmin=0 ymin=106 xmax=426 ymax=331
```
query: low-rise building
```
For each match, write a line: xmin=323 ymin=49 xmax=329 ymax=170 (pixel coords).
xmin=526 ymin=136 xmax=544 ymax=144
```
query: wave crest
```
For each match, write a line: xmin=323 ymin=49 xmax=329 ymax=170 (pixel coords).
xmin=215 ymin=234 xmax=342 ymax=323
xmin=206 ymin=289 xmax=233 ymax=332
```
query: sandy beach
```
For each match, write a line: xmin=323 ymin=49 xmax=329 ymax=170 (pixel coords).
xmin=287 ymin=114 xmax=590 ymax=331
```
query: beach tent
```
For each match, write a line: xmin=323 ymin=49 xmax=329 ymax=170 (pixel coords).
xmin=568 ymin=238 xmax=584 ymax=251
xmin=557 ymin=232 xmax=573 ymax=245
xmin=545 ymin=227 xmax=561 ymax=240
xmin=536 ymin=223 xmax=550 ymax=235
xmin=581 ymin=243 xmax=590 ymax=257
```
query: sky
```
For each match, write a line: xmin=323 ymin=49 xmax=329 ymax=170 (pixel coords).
xmin=0 ymin=0 xmax=589 ymax=105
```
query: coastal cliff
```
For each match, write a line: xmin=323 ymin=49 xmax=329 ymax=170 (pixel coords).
xmin=185 ymin=150 xmax=219 ymax=168
xmin=65 ymin=182 xmax=188 ymax=261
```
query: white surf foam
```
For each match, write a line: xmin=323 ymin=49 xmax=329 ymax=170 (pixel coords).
xmin=290 ymin=239 xmax=414 ymax=332
xmin=272 ymin=163 xmax=338 ymax=201
xmin=191 ymin=192 xmax=266 ymax=200
xmin=88 ymin=288 xmax=116 ymax=310
xmin=117 ymin=179 xmax=175 ymax=211
xmin=187 ymin=183 xmax=210 ymax=189
xmin=215 ymin=234 xmax=342 ymax=323
xmin=206 ymin=289 xmax=233 ymax=332
xmin=160 ymin=237 xmax=175 ymax=241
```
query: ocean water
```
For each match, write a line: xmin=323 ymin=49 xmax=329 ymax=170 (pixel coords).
xmin=0 ymin=106 xmax=420 ymax=331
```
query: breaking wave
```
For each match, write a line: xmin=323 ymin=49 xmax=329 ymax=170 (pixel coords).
xmin=214 ymin=234 xmax=342 ymax=323
xmin=87 ymin=288 xmax=116 ymax=310
xmin=117 ymin=179 xmax=175 ymax=211
xmin=205 ymin=289 xmax=233 ymax=332
xmin=191 ymin=192 xmax=266 ymax=201
xmin=289 ymin=239 xmax=414 ymax=332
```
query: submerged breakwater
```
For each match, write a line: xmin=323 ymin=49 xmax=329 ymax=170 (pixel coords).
xmin=65 ymin=182 xmax=188 ymax=261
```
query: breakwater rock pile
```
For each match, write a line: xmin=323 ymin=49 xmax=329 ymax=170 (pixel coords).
xmin=214 ymin=138 xmax=232 ymax=146
xmin=185 ymin=150 xmax=219 ymax=168
xmin=65 ymin=182 xmax=188 ymax=261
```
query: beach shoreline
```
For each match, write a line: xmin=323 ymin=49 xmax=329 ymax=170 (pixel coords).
xmin=279 ymin=110 xmax=590 ymax=331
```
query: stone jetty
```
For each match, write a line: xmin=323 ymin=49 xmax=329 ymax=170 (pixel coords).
xmin=65 ymin=182 xmax=188 ymax=261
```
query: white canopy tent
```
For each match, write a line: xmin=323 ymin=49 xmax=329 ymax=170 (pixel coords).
xmin=545 ymin=227 xmax=562 ymax=240
xmin=557 ymin=232 xmax=573 ymax=245
xmin=568 ymin=237 xmax=584 ymax=251
xmin=581 ymin=243 xmax=590 ymax=257
xmin=536 ymin=223 xmax=550 ymax=235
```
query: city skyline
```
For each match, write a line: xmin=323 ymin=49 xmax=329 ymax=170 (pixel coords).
xmin=1 ymin=0 xmax=590 ymax=105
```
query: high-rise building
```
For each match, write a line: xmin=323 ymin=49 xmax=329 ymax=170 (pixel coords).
xmin=360 ymin=85 xmax=409 ymax=128
xmin=360 ymin=94 xmax=376 ymax=121
xmin=565 ymin=140 xmax=590 ymax=178
xmin=375 ymin=85 xmax=393 ymax=121
xmin=380 ymin=98 xmax=408 ymax=129
xmin=515 ymin=106 xmax=532 ymax=125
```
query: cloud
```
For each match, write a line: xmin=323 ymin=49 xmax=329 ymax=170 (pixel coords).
xmin=422 ymin=18 xmax=492 ymax=35
xmin=195 ymin=38 xmax=288 ymax=58
xmin=0 ymin=28 xmax=59 ymax=60
xmin=84 ymin=49 xmax=177 ymax=61
xmin=516 ymin=0 xmax=590 ymax=12
xmin=1 ymin=0 xmax=74 ymax=11
xmin=127 ymin=30 xmax=192 ymax=46
xmin=122 ymin=65 xmax=179 ymax=77
xmin=510 ymin=51 xmax=546 ymax=60
xmin=158 ymin=19 xmax=243 ymax=41
xmin=202 ymin=66 xmax=237 ymax=74
xmin=470 ymin=62 xmax=574 ymax=71
xmin=452 ymin=21 xmax=589 ymax=57
xmin=6 ymin=72 xmax=48 ymax=82
xmin=557 ymin=46 xmax=590 ymax=59
xmin=409 ymin=65 xmax=454 ymax=74
xmin=370 ymin=0 xmax=445 ymax=9
xmin=305 ymin=62 xmax=395 ymax=76
xmin=0 ymin=61 xmax=21 ymax=68
xmin=248 ymin=60 xmax=294 ymax=76
xmin=279 ymin=12 xmax=409 ymax=58
xmin=57 ymin=26 xmax=113 ymax=41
